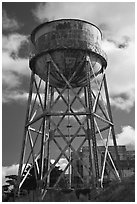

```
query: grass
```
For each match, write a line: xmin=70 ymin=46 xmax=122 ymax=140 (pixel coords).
xmin=14 ymin=175 xmax=135 ymax=202
xmin=93 ymin=175 xmax=135 ymax=202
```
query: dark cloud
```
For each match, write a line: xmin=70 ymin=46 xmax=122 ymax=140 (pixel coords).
xmin=18 ymin=40 xmax=30 ymax=59
xmin=2 ymin=10 xmax=20 ymax=32
xmin=107 ymin=36 xmax=130 ymax=49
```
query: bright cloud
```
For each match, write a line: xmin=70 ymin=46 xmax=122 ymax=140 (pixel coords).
xmin=2 ymin=90 xmax=45 ymax=104
xmin=2 ymin=10 xmax=20 ymax=31
xmin=104 ymin=40 xmax=135 ymax=95
xmin=103 ymin=39 xmax=135 ymax=112
xmin=33 ymin=2 xmax=134 ymax=33
xmin=33 ymin=2 xmax=134 ymax=42
xmin=3 ymin=71 xmax=22 ymax=89
xmin=2 ymin=34 xmax=29 ymax=76
xmin=2 ymin=53 xmax=29 ymax=85
xmin=2 ymin=34 xmax=28 ymax=55
xmin=2 ymin=164 xmax=19 ymax=185
xmin=2 ymin=91 xmax=28 ymax=103
xmin=116 ymin=126 xmax=135 ymax=147
xmin=101 ymin=126 xmax=135 ymax=149
xmin=50 ymin=158 xmax=68 ymax=170
xmin=57 ymin=158 xmax=68 ymax=171
xmin=2 ymin=33 xmax=30 ymax=102
xmin=110 ymin=88 xmax=135 ymax=112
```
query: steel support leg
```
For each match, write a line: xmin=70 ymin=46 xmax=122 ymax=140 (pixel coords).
xmin=103 ymin=74 xmax=122 ymax=179
xmin=86 ymin=59 xmax=100 ymax=188
xmin=39 ymin=62 xmax=50 ymax=181
xmin=17 ymin=71 xmax=35 ymax=194
xmin=84 ymin=87 xmax=95 ymax=187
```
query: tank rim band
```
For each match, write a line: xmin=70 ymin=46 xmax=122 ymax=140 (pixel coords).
xmin=29 ymin=48 xmax=107 ymax=70
xmin=31 ymin=19 xmax=103 ymax=44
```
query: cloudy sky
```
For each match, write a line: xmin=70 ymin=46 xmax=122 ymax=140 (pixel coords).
xmin=2 ymin=2 xmax=135 ymax=184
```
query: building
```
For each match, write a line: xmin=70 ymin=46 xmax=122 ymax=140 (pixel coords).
xmin=71 ymin=146 xmax=135 ymax=187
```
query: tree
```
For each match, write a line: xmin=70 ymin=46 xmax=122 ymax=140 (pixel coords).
xmin=2 ymin=184 xmax=10 ymax=202
xmin=21 ymin=158 xmax=67 ymax=189
xmin=2 ymin=175 xmax=18 ymax=201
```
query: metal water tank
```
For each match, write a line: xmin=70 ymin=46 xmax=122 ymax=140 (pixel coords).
xmin=30 ymin=19 xmax=107 ymax=88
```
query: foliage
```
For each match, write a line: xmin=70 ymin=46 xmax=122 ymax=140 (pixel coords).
xmin=2 ymin=174 xmax=19 ymax=201
xmin=21 ymin=158 xmax=68 ymax=190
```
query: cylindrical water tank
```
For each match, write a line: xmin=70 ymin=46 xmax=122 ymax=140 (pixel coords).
xmin=30 ymin=19 xmax=107 ymax=88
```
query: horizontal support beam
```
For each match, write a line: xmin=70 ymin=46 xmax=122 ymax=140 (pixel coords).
xmin=45 ymin=111 xmax=88 ymax=116
xmin=29 ymin=125 xmax=110 ymax=137
xmin=26 ymin=111 xmax=88 ymax=127
xmin=26 ymin=112 xmax=113 ymax=127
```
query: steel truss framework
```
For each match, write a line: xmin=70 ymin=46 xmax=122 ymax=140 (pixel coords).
xmin=17 ymin=53 xmax=121 ymax=201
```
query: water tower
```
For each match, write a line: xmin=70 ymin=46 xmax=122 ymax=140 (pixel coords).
xmin=17 ymin=19 xmax=121 ymax=200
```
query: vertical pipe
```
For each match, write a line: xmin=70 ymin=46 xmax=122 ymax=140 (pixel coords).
xmin=86 ymin=58 xmax=100 ymax=188
xmin=46 ymin=86 xmax=54 ymax=187
xmin=46 ymin=121 xmax=50 ymax=188
xmin=67 ymin=88 xmax=72 ymax=188
xmin=39 ymin=62 xmax=50 ymax=181
xmin=17 ymin=71 xmax=35 ymax=192
xmin=103 ymin=74 xmax=122 ymax=179
xmin=84 ymin=87 xmax=95 ymax=187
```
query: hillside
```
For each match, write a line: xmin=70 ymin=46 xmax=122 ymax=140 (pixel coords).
xmin=92 ymin=175 xmax=135 ymax=202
